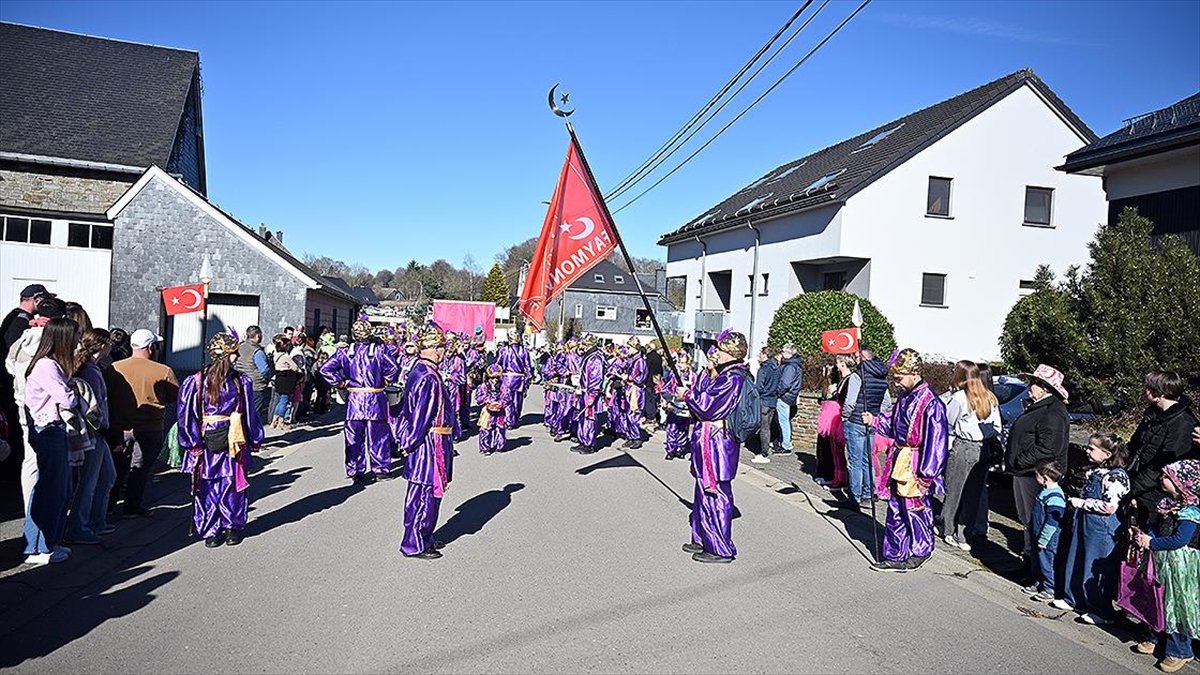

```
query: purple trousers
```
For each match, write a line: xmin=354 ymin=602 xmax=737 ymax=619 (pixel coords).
xmin=609 ymin=392 xmax=628 ymax=437
xmin=401 ymin=481 xmax=441 ymax=556
xmin=459 ymin=384 xmax=471 ymax=430
xmin=193 ymin=476 xmax=247 ymax=539
xmin=345 ymin=419 xmax=394 ymax=477
xmin=664 ymin=414 xmax=690 ymax=458
xmin=577 ymin=408 xmax=598 ymax=446
xmin=544 ymin=390 xmax=557 ymax=428
xmin=501 ymin=376 xmax=525 ymax=427
xmin=691 ymin=480 xmax=736 ymax=558
xmin=478 ymin=416 xmax=506 ymax=453
xmin=882 ymin=494 xmax=935 ymax=561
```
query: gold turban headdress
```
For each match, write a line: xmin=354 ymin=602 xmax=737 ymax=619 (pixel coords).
xmin=889 ymin=348 xmax=923 ymax=376
xmin=415 ymin=322 xmax=447 ymax=349
xmin=351 ymin=320 xmax=374 ymax=342
xmin=208 ymin=332 xmax=240 ymax=358
xmin=716 ymin=329 xmax=748 ymax=361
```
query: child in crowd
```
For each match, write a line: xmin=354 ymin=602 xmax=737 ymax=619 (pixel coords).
xmin=474 ymin=364 xmax=507 ymax=455
xmin=1133 ymin=459 xmax=1199 ymax=673
xmin=1027 ymin=460 xmax=1067 ymax=601
xmin=1051 ymin=432 xmax=1130 ymax=626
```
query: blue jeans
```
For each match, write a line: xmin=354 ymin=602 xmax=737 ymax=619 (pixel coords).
xmin=1166 ymin=631 xmax=1195 ymax=659
xmin=843 ymin=420 xmax=872 ymax=502
xmin=66 ymin=436 xmax=115 ymax=540
xmin=274 ymin=393 xmax=290 ymax=419
xmin=1032 ymin=536 xmax=1059 ymax=595
xmin=1063 ymin=510 xmax=1119 ymax=620
xmin=775 ymin=399 xmax=793 ymax=449
xmin=26 ymin=422 xmax=71 ymax=554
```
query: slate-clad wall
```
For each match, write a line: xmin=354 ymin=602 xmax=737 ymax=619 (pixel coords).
xmin=166 ymin=76 xmax=205 ymax=195
xmin=546 ymin=290 xmax=674 ymax=338
xmin=110 ymin=175 xmax=307 ymax=334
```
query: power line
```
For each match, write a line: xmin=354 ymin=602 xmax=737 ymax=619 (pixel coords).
xmin=603 ymin=1 xmax=814 ymax=201
xmin=611 ymin=0 xmax=872 ymax=216
xmin=606 ymin=0 xmax=830 ymax=204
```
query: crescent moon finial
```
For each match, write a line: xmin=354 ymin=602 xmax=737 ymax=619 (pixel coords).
xmin=548 ymin=83 xmax=575 ymax=118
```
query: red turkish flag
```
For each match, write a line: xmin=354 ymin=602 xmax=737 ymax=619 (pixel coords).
xmin=821 ymin=327 xmax=860 ymax=354
xmin=162 ymin=283 xmax=207 ymax=316
xmin=519 ymin=136 xmax=618 ymax=331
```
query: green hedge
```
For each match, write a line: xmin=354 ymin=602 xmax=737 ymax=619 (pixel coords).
xmin=767 ymin=291 xmax=896 ymax=357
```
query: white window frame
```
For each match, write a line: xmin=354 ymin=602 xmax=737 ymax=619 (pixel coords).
xmin=574 ymin=303 xmax=583 ymax=319
xmin=1023 ymin=186 xmax=1054 ymax=228
xmin=759 ymin=273 xmax=769 ymax=296
xmin=595 ymin=306 xmax=617 ymax=321
xmin=594 ymin=274 xmax=605 ymax=283
xmin=920 ymin=273 xmax=948 ymax=308
xmin=614 ymin=274 xmax=624 ymax=284
xmin=926 ymin=177 xmax=952 ymax=218
xmin=2 ymin=215 xmax=53 ymax=246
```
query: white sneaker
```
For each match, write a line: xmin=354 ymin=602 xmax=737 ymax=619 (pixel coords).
xmin=1049 ymin=598 xmax=1075 ymax=611
xmin=751 ymin=455 xmax=771 ymax=464
xmin=1079 ymin=613 xmax=1112 ymax=626
xmin=25 ymin=549 xmax=69 ymax=565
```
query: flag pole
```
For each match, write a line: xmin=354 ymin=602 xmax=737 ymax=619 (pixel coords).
xmin=562 ymin=120 xmax=684 ymax=387
xmin=851 ymin=298 xmax=879 ymax=564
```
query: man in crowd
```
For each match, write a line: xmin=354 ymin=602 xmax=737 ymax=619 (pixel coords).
xmin=1 ymin=285 xmax=56 ymax=472
xmin=396 ymin=322 xmax=453 ymax=559
xmin=753 ymin=345 xmax=779 ymax=464
xmin=679 ymin=329 xmax=750 ymax=564
xmin=644 ymin=342 xmax=664 ymax=430
xmin=319 ymin=320 xmax=399 ymax=483
xmin=235 ymin=325 xmax=272 ymax=423
xmin=840 ymin=346 xmax=890 ymax=505
xmin=107 ymin=329 xmax=180 ymax=518
xmin=570 ymin=334 xmax=606 ymax=455
xmin=776 ymin=343 xmax=803 ymax=453
xmin=495 ymin=332 xmax=532 ymax=428
xmin=621 ymin=337 xmax=647 ymax=450
xmin=863 ymin=348 xmax=949 ymax=572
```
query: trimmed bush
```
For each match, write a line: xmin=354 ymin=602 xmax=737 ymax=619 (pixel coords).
xmin=767 ymin=291 xmax=896 ymax=358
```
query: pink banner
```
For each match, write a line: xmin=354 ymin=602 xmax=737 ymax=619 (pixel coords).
xmin=432 ymin=301 xmax=495 ymax=341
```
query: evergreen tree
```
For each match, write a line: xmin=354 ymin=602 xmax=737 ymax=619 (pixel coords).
xmin=481 ymin=263 xmax=510 ymax=306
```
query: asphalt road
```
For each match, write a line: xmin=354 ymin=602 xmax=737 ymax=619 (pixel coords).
xmin=0 ymin=388 xmax=1170 ymax=674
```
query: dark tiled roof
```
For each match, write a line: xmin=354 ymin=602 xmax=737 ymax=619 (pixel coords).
xmin=659 ymin=69 xmax=1095 ymax=245
xmin=567 ymin=260 xmax=661 ymax=296
xmin=319 ymin=276 xmax=366 ymax=305
xmin=1059 ymin=92 xmax=1200 ymax=174
xmin=0 ymin=22 xmax=198 ymax=167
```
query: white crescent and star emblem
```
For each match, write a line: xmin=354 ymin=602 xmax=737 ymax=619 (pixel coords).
xmin=837 ymin=331 xmax=855 ymax=351
xmin=180 ymin=288 xmax=203 ymax=310
xmin=559 ymin=217 xmax=596 ymax=241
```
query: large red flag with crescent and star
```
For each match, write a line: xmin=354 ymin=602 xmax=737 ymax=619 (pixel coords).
xmin=162 ymin=283 xmax=207 ymax=316
xmin=821 ymin=327 xmax=860 ymax=354
xmin=519 ymin=136 xmax=618 ymax=331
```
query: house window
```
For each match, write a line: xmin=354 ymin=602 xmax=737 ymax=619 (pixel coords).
xmin=854 ymin=124 xmax=904 ymax=151
xmin=313 ymin=308 xmax=322 ymax=330
xmin=746 ymin=274 xmax=755 ymax=296
xmin=1024 ymin=187 xmax=1054 ymax=226
xmin=67 ymin=222 xmax=114 ymax=249
xmin=823 ymin=272 xmax=846 ymax=291
xmin=1 ymin=216 xmax=49 ymax=244
xmin=574 ymin=303 xmax=583 ymax=319
xmin=594 ymin=274 xmax=605 ymax=283
xmin=614 ymin=275 xmax=624 ymax=284
xmin=760 ymin=273 xmax=769 ymax=296
xmin=1018 ymin=279 xmax=1037 ymax=296
xmin=91 ymin=225 xmax=114 ymax=250
xmin=805 ymin=170 xmax=843 ymax=193
xmin=921 ymin=273 xmax=947 ymax=307
xmin=595 ymin=306 xmax=617 ymax=321
xmin=635 ymin=309 xmax=652 ymax=330
xmin=927 ymin=177 xmax=952 ymax=217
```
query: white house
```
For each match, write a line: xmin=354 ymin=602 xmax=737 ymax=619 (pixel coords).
xmin=659 ymin=69 xmax=1107 ymax=361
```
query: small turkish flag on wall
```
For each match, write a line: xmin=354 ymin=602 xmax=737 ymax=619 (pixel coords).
xmin=162 ymin=284 xmax=206 ymax=316
xmin=821 ymin=327 xmax=860 ymax=354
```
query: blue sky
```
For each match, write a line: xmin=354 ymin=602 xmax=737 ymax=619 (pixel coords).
xmin=3 ymin=0 xmax=1198 ymax=272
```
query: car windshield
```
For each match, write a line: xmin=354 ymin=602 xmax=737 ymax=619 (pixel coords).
xmin=994 ymin=382 xmax=1026 ymax=405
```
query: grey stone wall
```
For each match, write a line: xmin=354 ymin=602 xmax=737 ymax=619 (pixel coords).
xmin=110 ymin=175 xmax=308 ymax=333
xmin=0 ymin=165 xmax=133 ymax=215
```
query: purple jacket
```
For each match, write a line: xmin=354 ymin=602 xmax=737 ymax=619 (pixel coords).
xmin=875 ymin=381 xmax=949 ymax=493
xmin=397 ymin=359 xmax=454 ymax=492
xmin=319 ymin=343 xmax=400 ymax=421
xmin=686 ymin=362 xmax=747 ymax=487
xmin=177 ymin=372 xmax=265 ymax=480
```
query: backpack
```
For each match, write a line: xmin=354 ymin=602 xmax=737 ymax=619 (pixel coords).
xmin=727 ymin=369 xmax=762 ymax=444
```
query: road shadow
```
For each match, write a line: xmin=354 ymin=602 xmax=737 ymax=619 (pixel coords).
xmin=434 ymin=483 xmax=525 ymax=546
xmin=249 ymin=482 xmax=366 ymax=538
xmin=503 ymin=437 xmax=533 ymax=452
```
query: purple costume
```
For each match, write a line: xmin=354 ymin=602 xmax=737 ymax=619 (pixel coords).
xmin=396 ymin=359 xmax=454 ymax=556
xmin=576 ymin=349 xmax=606 ymax=447
xmin=660 ymin=367 xmax=693 ymax=459
xmin=541 ymin=354 xmax=561 ymax=433
xmin=623 ymin=352 xmax=647 ymax=441
xmin=443 ymin=352 xmax=468 ymax=440
xmin=684 ymin=362 xmax=747 ymax=558
xmin=606 ymin=355 xmax=628 ymax=436
xmin=474 ymin=380 xmax=508 ymax=454
xmin=177 ymin=372 xmax=265 ymax=539
xmin=495 ymin=344 xmax=532 ymax=427
xmin=873 ymin=381 xmax=949 ymax=562
xmin=319 ymin=343 xmax=400 ymax=478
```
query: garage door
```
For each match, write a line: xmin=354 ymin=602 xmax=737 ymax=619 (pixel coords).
xmin=166 ymin=293 xmax=260 ymax=372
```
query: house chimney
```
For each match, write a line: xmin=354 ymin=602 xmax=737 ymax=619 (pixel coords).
xmin=275 ymin=230 xmax=284 ymax=244
xmin=259 ymin=223 xmax=268 ymax=238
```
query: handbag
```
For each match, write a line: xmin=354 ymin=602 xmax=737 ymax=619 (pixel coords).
xmin=1116 ymin=543 xmax=1165 ymax=633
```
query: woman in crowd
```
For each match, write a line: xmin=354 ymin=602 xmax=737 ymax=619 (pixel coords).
xmin=1133 ymin=459 xmax=1199 ymax=673
xmin=1126 ymin=371 xmax=1198 ymax=528
xmin=814 ymin=356 xmax=852 ymax=491
xmin=941 ymin=360 xmax=1000 ymax=551
xmin=1006 ymin=364 xmax=1070 ymax=555
xmin=1052 ymin=432 xmax=1130 ymax=626
xmin=271 ymin=334 xmax=302 ymax=430
xmin=176 ymin=333 xmax=264 ymax=547
xmin=22 ymin=317 xmax=81 ymax=564
xmin=64 ymin=328 xmax=116 ymax=545
xmin=659 ymin=350 xmax=694 ymax=461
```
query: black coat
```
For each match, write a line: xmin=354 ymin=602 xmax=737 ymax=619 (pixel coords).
xmin=1127 ymin=397 xmax=1199 ymax=512
xmin=1006 ymin=394 xmax=1070 ymax=476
